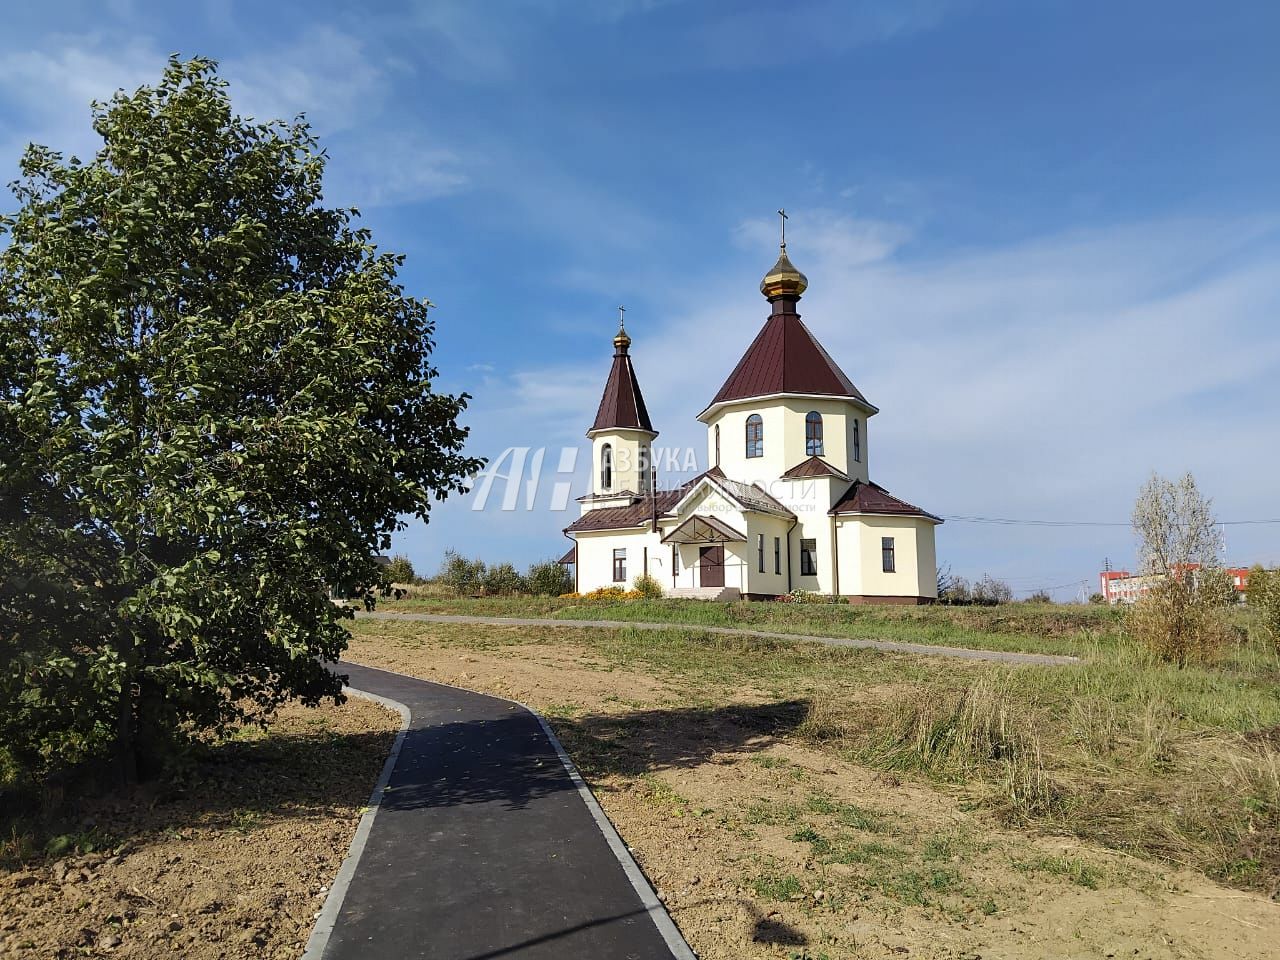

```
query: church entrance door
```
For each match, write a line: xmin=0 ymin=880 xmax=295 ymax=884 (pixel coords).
xmin=699 ymin=545 xmax=725 ymax=588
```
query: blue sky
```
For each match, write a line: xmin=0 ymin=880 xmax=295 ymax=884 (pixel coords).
xmin=3 ymin=1 xmax=1278 ymax=597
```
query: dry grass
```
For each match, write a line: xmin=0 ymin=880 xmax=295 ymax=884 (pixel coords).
xmin=348 ymin=610 xmax=1280 ymax=896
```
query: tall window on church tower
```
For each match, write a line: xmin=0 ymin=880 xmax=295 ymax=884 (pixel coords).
xmin=853 ymin=419 xmax=861 ymax=462
xmin=601 ymin=443 xmax=613 ymax=490
xmin=805 ymin=411 xmax=824 ymax=456
xmin=745 ymin=414 xmax=763 ymax=458
xmin=714 ymin=424 xmax=720 ymax=466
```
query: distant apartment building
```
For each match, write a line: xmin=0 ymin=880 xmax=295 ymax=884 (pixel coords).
xmin=1099 ymin=564 xmax=1251 ymax=605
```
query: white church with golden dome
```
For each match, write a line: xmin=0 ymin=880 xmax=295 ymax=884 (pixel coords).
xmin=563 ymin=229 xmax=941 ymax=603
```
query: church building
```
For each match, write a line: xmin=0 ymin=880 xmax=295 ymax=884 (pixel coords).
xmin=562 ymin=233 xmax=941 ymax=603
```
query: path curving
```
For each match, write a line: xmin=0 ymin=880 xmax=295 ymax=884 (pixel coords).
xmin=356 ymin=610 xmax=1079 ymax=666
xmin=304 ymin=661 xmax=694 ymax=960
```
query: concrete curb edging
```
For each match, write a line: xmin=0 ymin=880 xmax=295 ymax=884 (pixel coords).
xmin=302 ymin=664 xmax=697 ymax=960
xmin=300 ymin=686 xmax=411 ymax=960
xmin=526 ymin=710 xmax=698 ymax=960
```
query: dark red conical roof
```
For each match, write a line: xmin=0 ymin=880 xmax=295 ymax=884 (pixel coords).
xmin=590 ymin=330 xmax=655 ymax=434
xmin=706 ymin=308 xmax=870 ymax=410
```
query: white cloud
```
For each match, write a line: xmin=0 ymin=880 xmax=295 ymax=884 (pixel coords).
xmin=222 ymin=25 xmax=398 ymax=135
xmin=0 ymin=36 xmax=165 ymax=168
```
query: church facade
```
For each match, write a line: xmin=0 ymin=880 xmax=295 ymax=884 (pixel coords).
xmin=562 ymin=240 xmax=940 ymax=603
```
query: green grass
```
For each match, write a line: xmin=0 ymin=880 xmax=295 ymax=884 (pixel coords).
xmin=348 ymin=610 xmax=1280 ymax=894
xmin=752 ymin=871 xmax=805 ymax=900
xmin=1015 ymin=854 xmax=1106 ymax=889
xmin=378 ymin=595 xmax=1126 ymax=657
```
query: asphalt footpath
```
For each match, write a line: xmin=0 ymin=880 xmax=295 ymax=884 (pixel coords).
xmin=313 ymin=660 xmax=693 ymax=960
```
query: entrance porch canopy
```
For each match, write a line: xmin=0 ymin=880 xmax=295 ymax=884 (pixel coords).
xmin=660 ymin=514 xmax=746 ymax=544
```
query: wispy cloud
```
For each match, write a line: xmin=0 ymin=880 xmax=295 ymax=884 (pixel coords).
xmin=0 ymin=35 xmax=165 ymax=167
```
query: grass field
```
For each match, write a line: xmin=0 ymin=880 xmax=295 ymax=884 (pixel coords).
xmin=352 ymin=605 xmax=1280 ymax=894
xmin=377 ymin=595 xmax=1127 ymax=656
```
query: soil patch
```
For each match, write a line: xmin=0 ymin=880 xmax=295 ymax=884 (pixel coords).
xmin=0 ymin=696 xmax=398 ymax=960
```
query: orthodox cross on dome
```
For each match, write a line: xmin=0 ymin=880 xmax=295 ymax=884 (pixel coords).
xmin=778 ymin=208 xmax=788 ymax=250
xmin=613 ymin=304 xmax=631 ymax=353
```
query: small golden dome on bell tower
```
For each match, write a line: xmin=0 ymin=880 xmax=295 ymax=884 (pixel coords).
xmin=760 ymin=208 xmax=808 ymax=300
xmin=613 ymin=304 xmax=631 ymax=354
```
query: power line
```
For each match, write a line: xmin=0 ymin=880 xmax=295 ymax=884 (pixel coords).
xmin=942 ymin=515 xmax=1280 ymax=528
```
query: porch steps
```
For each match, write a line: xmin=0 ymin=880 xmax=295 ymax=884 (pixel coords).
xmin=668 ymin=586 xmax=742 ymax=602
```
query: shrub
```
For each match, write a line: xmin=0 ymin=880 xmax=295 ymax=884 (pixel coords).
xmin=1026 ymin=591 xmax=1052 ymax=604
xmin=438 ymin=549 xmax=486 ymax=596
xmin=633 ymin=573 xmax=664 ymax=599
xmin=939 ymin=574 xmax=972 ymax=605
xmin=482 ymin=562 xmax=526 ymax=596
xmin=1126 ymin=579 xmax=1233 ymax=666
xmin=776 ymin=589 xmax=840 ymax=604
xmin=527 ymin=559 xmax=572 ymax=596
xmin=1088 ymin=593 xmax=1106 ymax=605
xmin=1252 ymin=570 xmax=1280 ymax=653
xmin=972 ymin=575 xmax=1013 ymax=605
xmin=385 ymin=555 xmax=417 ymax=584
xmin=1245 ymin=565 xmax=1271 ymax=606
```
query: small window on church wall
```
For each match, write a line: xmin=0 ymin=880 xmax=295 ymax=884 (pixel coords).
xmin=714 ymin=424 xmax=720 ymax=466
xmin=800 ymin=538 xmax=817 ymax=576
xmin=853 ymin=420 xmax=861 ymax=463
xmin=774 ymin=537 xmax=781 ymax=574
xmin=672 ymin=544 xmax=680 ymax=576
xmin=613 ymin=548 xmax=627 ymax=582
xmin=745 ymin=414 xmax=764 ymax=458
xmin=806 ymin=411 xmax=824 ymax=456
xmin=601 ymin=443 xmax=613 ymax=491
xmin=757 ymin=533 xmax=765 ymax=573
xmin=638 ymin=446 xmax=649 ymax=494
xmin=882 ymin=537 xmax=896 ymax=573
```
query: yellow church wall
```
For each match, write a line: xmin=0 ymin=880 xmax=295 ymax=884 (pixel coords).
xmin=835 ymin=515 xmax=939 ymax=599
xmin=704 ymin=396 xmax=871 ymax=487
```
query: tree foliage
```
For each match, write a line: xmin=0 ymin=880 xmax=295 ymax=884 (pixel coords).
xmin=384 ymin=555 xmax=418 ymax=585
xmin=526 ymin=559 xmax=572 ymax=597
xmin=1126 ymin=473 xmax=1230 ymax=664
xmin=0 ymin=58 xmax=482 ymax=782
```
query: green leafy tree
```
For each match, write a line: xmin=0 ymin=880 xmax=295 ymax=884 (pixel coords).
xmin=0 ymin=58 xmax=482 ymax=783
xmin=437 ymin=549 xmax=486 ymax=596
xmin=482 ymin=562 xmax=526 ymax=596
xmin=526 ymin=559 xmax=572 ymax=596
xmin=385 ymin=555 xmax=418 ymax=585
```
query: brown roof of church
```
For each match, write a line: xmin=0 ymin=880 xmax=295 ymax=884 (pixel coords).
xmin=564 ymin=488 xmax=684 ymax=533
xmin=829 ymin=480 xmax=941 ymax=522
xmin=564 ymin=466 xmax=793 ymax=534
xmin=590 ymin=340 xmax=654 ymax=434
xmin=704 ymin=308 xmax=871 ymax=413
xmin=558 ymin=545 xmax=577 ymax=564
xmin=780 ymin=455 xmax=850 ymax=481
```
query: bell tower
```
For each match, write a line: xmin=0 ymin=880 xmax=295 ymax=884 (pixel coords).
xmin=585 ymin=308 xmax=657 ymax=505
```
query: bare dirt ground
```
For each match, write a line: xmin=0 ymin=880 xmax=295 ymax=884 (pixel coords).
xmin=347 ymin=624 xmax=1280 ymax=960
xmin=0 ymin=697 xmax=398 ymax=960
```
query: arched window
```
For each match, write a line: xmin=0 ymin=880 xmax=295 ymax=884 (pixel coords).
xmin=714 ymin=424 xmax=720 ymax=466
xmin=745 ymin=414 xmax=764 ymax=458
xmin=805 ymin=411 xmax=824 ymax=456
xmin=853 ymin=419 xmax=861 ymax=463
xmin=600 ymin=443 xmax=613 ymax=490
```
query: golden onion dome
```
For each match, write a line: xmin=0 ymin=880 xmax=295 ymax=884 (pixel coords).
xmin=760 ymin=246 xmax=808 ymax=300
xmin=613 ymin=325 xmax=632 ymax=353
